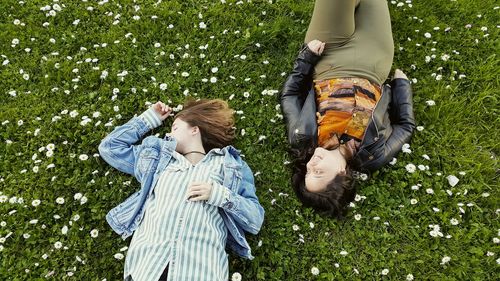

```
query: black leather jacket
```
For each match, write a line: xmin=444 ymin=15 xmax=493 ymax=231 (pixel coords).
xmin=280 ymin=45 xmax=416 ymax=173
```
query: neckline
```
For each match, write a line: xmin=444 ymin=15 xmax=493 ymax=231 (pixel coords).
xmin=173 ymin=149 xmax=223 ymax=167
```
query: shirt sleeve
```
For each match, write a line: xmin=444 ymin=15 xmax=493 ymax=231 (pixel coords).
xmin=138 ymin=108 xmax=163 ymax=130
xmin=207 ymin=182 xmax=231 ymax=207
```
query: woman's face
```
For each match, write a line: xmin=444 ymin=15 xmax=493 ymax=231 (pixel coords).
xmin=170 ymin=118 xmax=196 ymax=153
xmin=305 ymin=147 xmax=347 ymax=192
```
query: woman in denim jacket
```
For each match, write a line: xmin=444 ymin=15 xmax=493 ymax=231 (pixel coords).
xmin=98 ymin=99 xmax=264 ymax=281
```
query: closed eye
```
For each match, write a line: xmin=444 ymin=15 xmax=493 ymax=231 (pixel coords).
xmin=306 ymin=169 xmax=322 ymax=176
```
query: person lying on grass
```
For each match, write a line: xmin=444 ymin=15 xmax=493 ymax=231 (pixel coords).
xmin=280 ymin=0 xmax=415 ymax=218
xmin=98 ymin=98 xmax=264 ymax=281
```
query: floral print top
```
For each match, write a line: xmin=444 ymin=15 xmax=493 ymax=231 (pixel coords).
xmin=315 ymin=77 xmax=381 ymax=151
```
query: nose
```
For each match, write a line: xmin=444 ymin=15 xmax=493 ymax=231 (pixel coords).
xmin=308 ymin=157 xmax=318 ymax=167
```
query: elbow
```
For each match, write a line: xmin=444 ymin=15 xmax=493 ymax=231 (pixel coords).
xmin=98 ymin=138 xmax=109 ymax=159
xmin=98 ymin=136 xmax=117 ymax=165
xmin=254 ymin=205 xmax=265 ymax=233
xmin=405 ymin=118 xmax=416 ymax=136
xmin=246 ymin=203 xmax=265 ymax=235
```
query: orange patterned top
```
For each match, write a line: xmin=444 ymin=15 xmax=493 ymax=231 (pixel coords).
xmin=315 ymin=78 xmax=381 ymax=149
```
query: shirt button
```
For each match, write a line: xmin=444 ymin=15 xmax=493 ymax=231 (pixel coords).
xmin=368 ymin=156 xmax=374 ymax=160
xmin=374 ymin=137 xmax=379 ymax=141
xmin=226 ymin=202 xmax=234 ymax=209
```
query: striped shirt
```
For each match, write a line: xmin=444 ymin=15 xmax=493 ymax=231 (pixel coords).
xmin=124 ymin=150 xmax=229 ymax=281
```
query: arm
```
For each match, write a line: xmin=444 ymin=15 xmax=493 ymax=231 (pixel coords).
xmin=383 ymin=76 xmax=416 ymax=161
xmin=280 ymin=43 xmax=322 ymax=145
xmin=187 ymin=162 xmax=264 ymax=234
xmin=98 ymin=103 xmax=170 ymax=176
xmin=356 ymin=71 xmax=416 ymax=172
xmin=205 ymin=162 xmax=265 ymax=235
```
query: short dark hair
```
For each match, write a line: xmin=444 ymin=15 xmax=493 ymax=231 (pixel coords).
xmin=290 ymin=147 xmax=356 ymax=219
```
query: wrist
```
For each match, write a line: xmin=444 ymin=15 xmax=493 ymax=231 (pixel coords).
xmin=138 ymin=108 xmax=163 ymax=130
xmin=207 ymin=183 xmax=230 ymax=207
xmin=299 ymin=43 xmax=322 ymax=65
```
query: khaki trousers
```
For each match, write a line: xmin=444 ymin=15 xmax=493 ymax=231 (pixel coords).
xmin=304 ymin=0 xmax=394 ymax=85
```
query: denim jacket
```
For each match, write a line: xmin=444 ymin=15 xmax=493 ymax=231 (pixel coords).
xmin=98 ymin=111 xmax=265 ymax=259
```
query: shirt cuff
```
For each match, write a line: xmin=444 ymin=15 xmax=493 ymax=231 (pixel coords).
xmin=138 ymin=108 xmax=163 ymax=130
xmin=207 ymin=183 xmax=230 ymax=207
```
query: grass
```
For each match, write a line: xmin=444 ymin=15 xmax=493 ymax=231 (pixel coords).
xmin=0 ymin=0 xmax=498 ymax=280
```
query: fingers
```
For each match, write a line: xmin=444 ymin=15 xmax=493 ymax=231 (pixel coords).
xmin=318 ymin=42 xmax=325 ymax=55
xmin=152 ymin=101 xmax=172 ymax=120
xmin=186 ymin=182 xmax=212 ymax=202
xmin=307 ymin=39 xmax=326 ymax=56
xmin=186 ymin=190 xmax=206 ymax=200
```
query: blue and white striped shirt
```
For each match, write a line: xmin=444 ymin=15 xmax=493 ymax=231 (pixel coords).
xmin=124 ymin=148 xmax=229 ymax=281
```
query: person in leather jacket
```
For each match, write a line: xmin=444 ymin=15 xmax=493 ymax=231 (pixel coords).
xmin=280 ymin=0 xmax=415 ymax=218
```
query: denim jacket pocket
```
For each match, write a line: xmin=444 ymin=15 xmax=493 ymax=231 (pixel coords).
xmin=137 ymin=148 xmax=159 ymax=176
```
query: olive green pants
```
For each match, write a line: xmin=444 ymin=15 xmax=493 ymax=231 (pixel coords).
xmin=304 ymin=0 xmax=394 ymax=85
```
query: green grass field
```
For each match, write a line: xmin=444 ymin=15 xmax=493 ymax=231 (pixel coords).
xmin=0 ymin=0 xmax=498 ymax=280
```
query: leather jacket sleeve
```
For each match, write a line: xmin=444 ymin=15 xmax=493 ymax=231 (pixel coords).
xmin=280 ymin=44 xmax=321 ymax=148
xmin=349 ymin=78 xmax=416 ymax=173
xmin=383 ymin=78 xmax=416 ymax=163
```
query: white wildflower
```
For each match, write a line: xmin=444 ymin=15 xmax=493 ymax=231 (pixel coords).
xmin=440 ymin=256 xmax=451 ymax=265
xmin=228 ymin=272 xmax=241 ymax=281
xmin=405 ymin=164 xmax=416 ymax=173
xmin=74 ymin=193 xmax=83 ymax=200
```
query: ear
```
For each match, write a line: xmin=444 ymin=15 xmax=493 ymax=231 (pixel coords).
xmin=191 ymin=126 xmax=200 ymax=135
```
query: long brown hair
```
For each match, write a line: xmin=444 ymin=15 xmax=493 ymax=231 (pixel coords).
xmin=175 ymin=99 xmax=235 ymax=152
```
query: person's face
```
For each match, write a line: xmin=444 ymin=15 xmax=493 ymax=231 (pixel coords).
xmin=305 ymin=147 xmax=347 ymax=193
xmin=170 ymin=118 xmax=197 ymax=152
